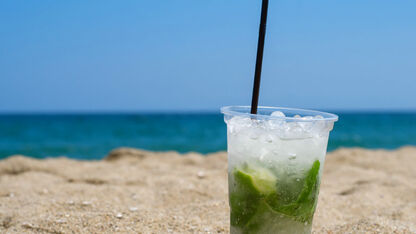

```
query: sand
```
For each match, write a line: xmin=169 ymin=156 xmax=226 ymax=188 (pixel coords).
xmin=0 ymin=147 xmax=415 ymax=234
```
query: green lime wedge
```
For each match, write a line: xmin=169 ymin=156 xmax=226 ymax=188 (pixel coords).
xmin=230 ymin=163 xmax=277 ymax=227
xmin=236 ymin=163 xmax=277 ymax=195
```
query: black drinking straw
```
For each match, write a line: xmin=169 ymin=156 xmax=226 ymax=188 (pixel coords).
xmin=250 ymin=0 xmax=269 ymax=115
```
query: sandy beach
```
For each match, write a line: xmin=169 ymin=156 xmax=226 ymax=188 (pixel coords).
xmin=0 ymin=147 xmax=415 ymax=233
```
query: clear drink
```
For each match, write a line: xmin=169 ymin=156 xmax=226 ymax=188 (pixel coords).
xmin=221 ymin=106 xmax=338 ymax=234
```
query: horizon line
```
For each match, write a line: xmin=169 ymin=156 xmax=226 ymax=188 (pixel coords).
xmin=0 ymin=108 xmax=416 ymax=115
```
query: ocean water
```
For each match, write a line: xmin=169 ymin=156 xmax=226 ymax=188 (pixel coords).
xmin=0 ymin=112 xmax=415 ymax=160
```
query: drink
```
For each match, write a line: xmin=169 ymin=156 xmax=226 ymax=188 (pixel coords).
xmin=221 ymin=106 xmax=338 ymax=234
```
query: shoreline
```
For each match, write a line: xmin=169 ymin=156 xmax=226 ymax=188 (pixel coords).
xmin=1 ymin=147 xmax=415 ymax=233
xmin=2 ymin=145 xmax=416 ymax=161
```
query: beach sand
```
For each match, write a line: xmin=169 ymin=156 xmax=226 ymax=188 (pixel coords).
xmin=0 ymin=147 xmax=415 ymax=233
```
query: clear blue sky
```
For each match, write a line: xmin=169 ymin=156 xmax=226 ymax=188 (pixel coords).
xmin=1 ymin=0 xmax=415 ymax=112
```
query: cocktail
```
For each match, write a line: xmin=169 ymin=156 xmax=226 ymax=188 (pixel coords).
xmin=221 ymin=106 xmax=338 ymax=234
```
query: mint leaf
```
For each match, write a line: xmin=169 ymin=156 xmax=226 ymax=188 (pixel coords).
xmin=230 ymin=160 xmax=321 ymax=232
xmin=266 ymin=160 xmax=321 ymax=222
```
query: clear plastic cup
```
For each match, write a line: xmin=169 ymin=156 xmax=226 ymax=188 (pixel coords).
xmin=221 ymin=106 xmax=338 ymax=234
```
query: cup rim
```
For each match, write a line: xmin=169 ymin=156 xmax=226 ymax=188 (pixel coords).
xmin=221 ymin=106 xmax=339 ymax=122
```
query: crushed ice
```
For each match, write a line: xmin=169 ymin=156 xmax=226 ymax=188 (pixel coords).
xmin=226 ymin=111 xmax=334 ymax=139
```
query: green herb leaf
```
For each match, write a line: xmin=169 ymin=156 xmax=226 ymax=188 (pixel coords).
xmin=230 ymin=159 xmax=321 ymax=232
xmin=266 ymin=160 xmax=321 ymax=222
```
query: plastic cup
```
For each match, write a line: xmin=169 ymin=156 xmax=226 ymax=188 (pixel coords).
xmin=221 ymin=106 xmax=338 ymax=234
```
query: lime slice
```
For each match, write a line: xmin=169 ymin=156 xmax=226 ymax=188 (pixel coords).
xmin=230 ymin=163 xmax=277 ymax=227
xmin=236 ymin=163 xmax=277 ymax=195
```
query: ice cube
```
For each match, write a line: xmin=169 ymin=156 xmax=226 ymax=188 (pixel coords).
xmin=265 ymin=135 xmax=273 ymax=143
xmin=268 ymin=111 xmax=286 ymax=130
xmin=300 ymin=116 xmax=314 ymax=120
xmin=226 ymin=116 xmax=253 ymax=134
xmin=281 ymin=122 xmax=304 ymax=138
xmin=271 ymin=111 xmax=286 ymax=118
xmin=280 ymin=119 xmax=315 ymax=139
xmin=298 ymin=116 xmax=314 ymax=131
xmin=311 ymin=115 xmax=330 ymax=133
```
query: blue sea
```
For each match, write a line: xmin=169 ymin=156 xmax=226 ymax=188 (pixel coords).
xmin=0 ymin=112 xmax=415 ymax=160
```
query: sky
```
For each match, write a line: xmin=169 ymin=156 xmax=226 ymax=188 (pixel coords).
xmin=0 ymin=0 xmax=415 ymax=112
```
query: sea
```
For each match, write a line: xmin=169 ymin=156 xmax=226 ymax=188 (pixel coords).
xmin=0 ymin=112 xmax=415 ymax=160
